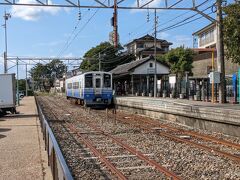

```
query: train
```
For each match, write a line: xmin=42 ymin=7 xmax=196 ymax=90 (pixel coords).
xmin=65 ymin=71 xmax=113 ymax=107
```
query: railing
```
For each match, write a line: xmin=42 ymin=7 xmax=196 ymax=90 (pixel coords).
xmin=36 ymin=98 xmax=73 ymax=180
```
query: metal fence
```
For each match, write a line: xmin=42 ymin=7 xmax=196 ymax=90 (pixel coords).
xmin=36 ymin=98 xmax=73 ymax=180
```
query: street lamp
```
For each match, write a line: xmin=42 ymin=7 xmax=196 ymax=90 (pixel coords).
xmin=3 ymin=11 xmax=11 ymax=74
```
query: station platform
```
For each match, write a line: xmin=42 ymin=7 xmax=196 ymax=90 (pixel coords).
xmin=116 ymin=96 xmax=240 ymax=137
xmin=0 ymin=97 xmax=52 ymax=180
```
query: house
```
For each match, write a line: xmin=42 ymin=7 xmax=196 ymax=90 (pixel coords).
xmin=192 ymin=23 xmax=239 ymax=78
xmin=125 ymin=34 xmax=172 ymax=60
xmin=191 ymin=23 xmax=239 ymax=102
xmin=110 ymin=56 xmax=170 ymax=96
xmin=193 ymin=22 xmax=217 ymax=49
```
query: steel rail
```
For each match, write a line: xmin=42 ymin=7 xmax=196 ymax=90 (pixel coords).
xmin=154 ymin=122 xmax=240 ymax=150
xmin=84 ymin=122 xmax=181 ymax=180
xmin=111 ymin=109 xmax=240 ymax=150
xmin=111 ymin=112 xmax=240 ymax=163
xmin=158 ymin=131 xmax=240 ymax=163
xmin=43 ymin=97 xmax=181 ymax=179
xmin=67 ymin=124 xmax=127 ymax=180
xmin=41 ymin=97 xmax=127 ymax=180
xmin=123 ymin=113 xmax=240 ymax=150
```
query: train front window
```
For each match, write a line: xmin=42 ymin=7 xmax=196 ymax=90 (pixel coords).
xmin=95 ymin=78 xmax=101 ymax=88
xmin=85 ymin=74 xmax=93 ymax=88
xmin=104 ymin=74 xmax=111 ymax=88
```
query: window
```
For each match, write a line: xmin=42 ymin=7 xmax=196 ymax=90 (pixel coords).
xmin=73 ymin=82 xmax=79 ymax=89
xmin=104 ymin=74 xmax=111 ymax=88
xmin=137 ymin=43 xmax=144 ymax=48
xmin=149 ymin=63 xmax=153 ymax=68
xmin=85 ymin=74 xmax=93 ymax=88
xmin=67 ymin=83 xmax=72 ymax=89
xmin=95 ymin=78 xmax=101 ymax=88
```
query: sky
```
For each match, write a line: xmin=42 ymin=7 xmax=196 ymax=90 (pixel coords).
xmin=0 ymin=0 xmax=232 ymax=79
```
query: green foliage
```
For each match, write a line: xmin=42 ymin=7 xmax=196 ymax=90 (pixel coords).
xmin=223 ymin=3 xmax=240 ymax=64
xmin=157 ymin=47 xmax=194 ymax=76
xmin=80 ymin=42 xmax=134 ymax=71
xmin=17 ymin=79 xmax=26 ymax=92
xmin=29 ymin=59 xmax=66 ymax=91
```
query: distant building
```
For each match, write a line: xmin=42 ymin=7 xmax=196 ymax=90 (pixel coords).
xmin=125 ymin=34 xmax=172 ymax=60
xmin=192 ymin=23 xmax=239 ymax=78
xmin=193 ymin=22 xmax=217 ymax=49
xmin=191 ymin=23 xmax=239 ymax=102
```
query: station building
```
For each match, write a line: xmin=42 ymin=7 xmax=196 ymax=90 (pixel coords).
xmin=111 ymin=34 xmax=172 ymax=96
xmin=110 ymin=56 xmax=170 ymax=96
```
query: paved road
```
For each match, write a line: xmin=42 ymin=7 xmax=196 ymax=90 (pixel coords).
xmin=0 ymin=97 xmax=52 ymax=180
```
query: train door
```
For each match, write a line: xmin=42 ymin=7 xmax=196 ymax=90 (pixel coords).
xmin=94 ymin=74 xmax=102 ymax=95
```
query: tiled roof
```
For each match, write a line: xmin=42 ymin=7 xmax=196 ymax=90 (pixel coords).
xmin=125 ymin=34 xmax=172 ymax=46
xmin=110 ymin=56 xmax=152 ymax=75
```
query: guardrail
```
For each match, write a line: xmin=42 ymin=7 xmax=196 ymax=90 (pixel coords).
xmin=36 ymin=99 xmax=73 ymax=180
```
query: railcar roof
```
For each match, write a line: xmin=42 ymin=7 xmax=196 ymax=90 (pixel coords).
xmin=66 ymin=71 xmax=112 ymax=80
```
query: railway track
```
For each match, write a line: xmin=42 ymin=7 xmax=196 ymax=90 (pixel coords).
xmin=93 ymin=109 xmax=240 ymax=163
xmin=37 ymin=96 xmax=240 ymax=179
xmin=38 ymin=96 xmax=181 ymax=179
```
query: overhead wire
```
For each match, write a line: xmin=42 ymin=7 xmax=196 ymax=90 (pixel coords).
xmin=64 ymin=0 xmax=215 ymax=69
xmin=58 ymin=0 xmax=107 ymax=57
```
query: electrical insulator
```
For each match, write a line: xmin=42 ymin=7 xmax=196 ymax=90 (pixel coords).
xmin=78 ymin=11 xmax=81 ymax=21
xmin=147 ymin=8 xmax=150 ymax=22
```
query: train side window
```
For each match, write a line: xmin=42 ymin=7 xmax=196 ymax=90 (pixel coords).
xmin=104 ymin=74 xmax=111 ymax=88
xmin=67 ymin=83 xmax=72 ymax=89
xmin=85 ymin=74 xmax=93 ymax=88
xmin=73 ymin=82 xmax=79 ymax=89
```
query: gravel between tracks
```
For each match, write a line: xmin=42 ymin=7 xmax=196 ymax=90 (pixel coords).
xmin=37 ymin=95 xmax=240 ymax=180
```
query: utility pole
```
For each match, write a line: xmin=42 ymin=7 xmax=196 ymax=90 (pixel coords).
xmin=98 ymin=53 xmax=101 ymax=71
xmin=216 ymin=0 xmax=226 ymax=103
xmin=113 ymin=0 xmax=118 ymax=48
xmin=153 ymin=9 xmax=157 ymax=98
xmin=16 ymin=58 xmax=19 ymax=106
xmin=3 ymin=11 xmax=11 ymax=74
xmin=25 ymin=64 xmax=28 ymax=96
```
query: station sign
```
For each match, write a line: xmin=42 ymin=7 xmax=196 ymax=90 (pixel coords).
xmin=169 ymin=75 xmax=176 ymax=84
xmin=209 ymin=71 xmax=220 ymax=84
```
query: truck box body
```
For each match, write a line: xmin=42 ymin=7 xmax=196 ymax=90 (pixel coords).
xmin=0 ymin=74 xmax=16 ymax=110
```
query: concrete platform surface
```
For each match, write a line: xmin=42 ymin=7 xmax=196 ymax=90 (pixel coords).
xmin=116 ymin=96 xmax=240 ymax=137
xmin=0 ymin=97 xmax=52 ymax=180
xmin=117 ymin=96 xmax=240 ymax=110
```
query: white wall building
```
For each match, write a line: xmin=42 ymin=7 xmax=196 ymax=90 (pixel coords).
xmin=193 ymin=22 xmax=217 ymax=49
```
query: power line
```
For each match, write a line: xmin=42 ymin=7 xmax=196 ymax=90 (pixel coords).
xmin=58 ymin=1 xmax=107 ymax=57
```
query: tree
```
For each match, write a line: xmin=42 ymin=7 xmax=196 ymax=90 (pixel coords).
xmin=158 ymin=47 xmax=194 ymax=76
xmin=223 ymin=3 xmax=240 ymax=64
xmin=46 ymin=59 xmax=66 ymax=87
xmin=80 ymin=42 xmax=134 ymax=72
xmin=29 ymin=60 xmax=66 ymax=91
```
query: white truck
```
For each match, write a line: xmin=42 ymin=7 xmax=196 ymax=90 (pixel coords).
xmin=0 ymin=74 xmax=16 ymax=115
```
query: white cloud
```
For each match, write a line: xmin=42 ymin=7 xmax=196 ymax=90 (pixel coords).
xmin=11 ymin=0 xmax=62 ymax=21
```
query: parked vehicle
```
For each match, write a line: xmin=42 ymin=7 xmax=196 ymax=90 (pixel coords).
xmin=65 ymin=71 xmax=113 ymax=107
xmin=0 ymin=74 xmax=16 ymax=115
